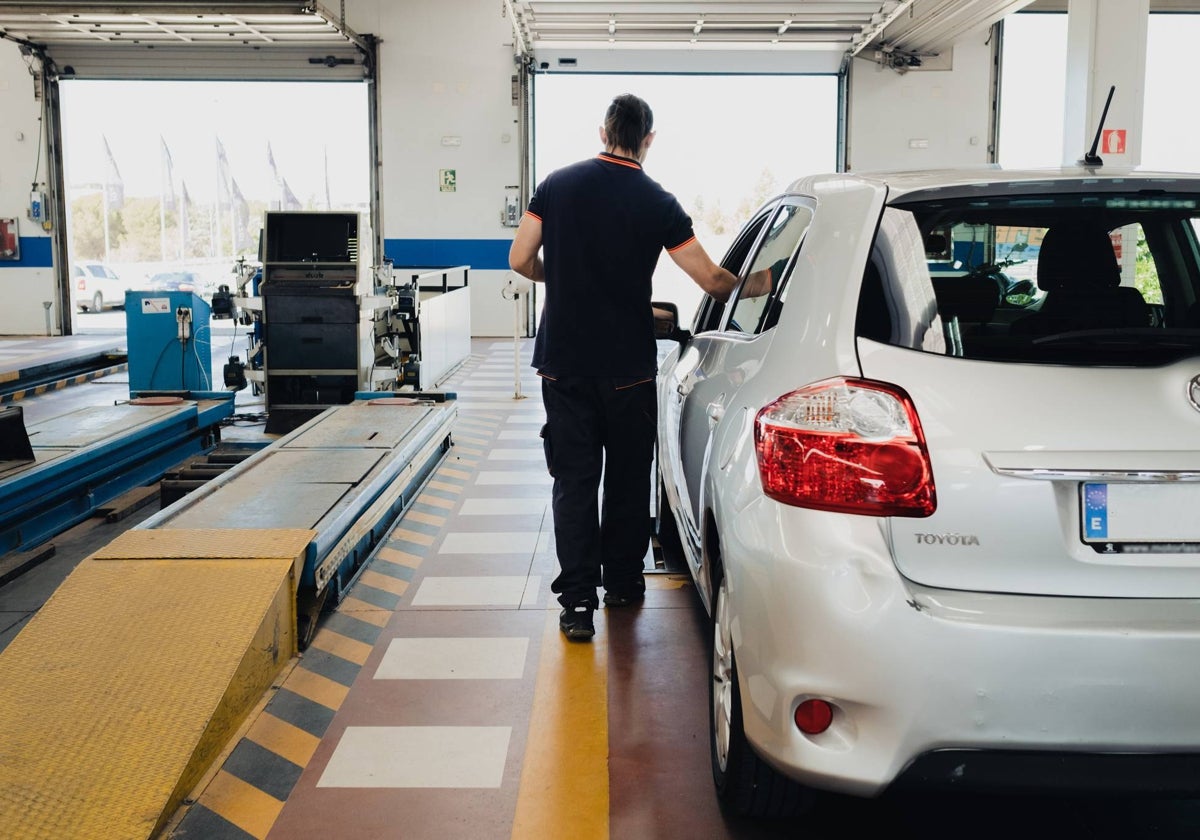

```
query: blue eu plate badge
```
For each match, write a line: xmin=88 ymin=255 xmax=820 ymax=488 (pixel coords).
xmin=1083 ymin=483 xmax=1108 ymax=540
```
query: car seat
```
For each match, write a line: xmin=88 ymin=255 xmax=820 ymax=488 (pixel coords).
xmin=1011 ymin=225 xmax=1150 ymax=335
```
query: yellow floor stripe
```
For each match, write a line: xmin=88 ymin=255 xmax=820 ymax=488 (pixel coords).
xmin=358 ymin=568 xmax=410 ymax=597
xmin=439 ymin=467 xmax=472 ymax=480
xmin=511 ymin=609 xmax=609 ymax=840
xmin=416 ymin=493 xmax=456 ymax=510
xmin=245 ymin=712 xmax=321 ymax=769
xmin=428 ymin=479 xmax=465 ymax=493
xmin=376 ymin=545 xmax=424 ymax=567
xmin=201 ymin=770 xmax=284 ymax=840
xmin=646 ymin=574 xmax=691 ymax=591
xmin=453 ymin=446 xmax=485 ymax=457
xmin=284 ymin=666 xmax=350 ymax=710
xmin=336 ymin=597 xmax=393 ymax=627
xmin=455 ymin=435 xmax=489 ymax=446
xmin=405 ymin=509 xmax=446 ymax=527
xmin=452 ymin=457 xmax=480 ymax=467
xmin=309 ymin=628 xmax=374 ymax=666
xmin=391 ymin=527 xmax=435 ymax=547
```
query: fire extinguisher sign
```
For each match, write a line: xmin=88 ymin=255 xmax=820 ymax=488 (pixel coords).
xmin=1102 ymin=129 xmax=1127 ymax=155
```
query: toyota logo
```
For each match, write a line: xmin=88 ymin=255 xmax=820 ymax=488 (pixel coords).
xmin=1189 ymin=375 xmax=1200 ymax=413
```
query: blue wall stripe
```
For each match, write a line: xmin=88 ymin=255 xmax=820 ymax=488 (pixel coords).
xmin=384 ymin=238 xmax=510 ymax=271
xmin=0 ymin=237 xmax=53 ymax=269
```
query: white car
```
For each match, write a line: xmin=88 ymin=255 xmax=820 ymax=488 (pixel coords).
xmin=73 ymin=261 xmax=128 ymax=312
xmin=656 ymin=166 xmax=1200 ymax=817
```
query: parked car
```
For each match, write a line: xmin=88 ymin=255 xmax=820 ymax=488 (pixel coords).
xmin=144 ymin=270 xmax=202 ymax=294
xmin=72 ymin=261 xmax=128 ymax=312
xmin=655 ymin=166 xmax=1200 ymax=818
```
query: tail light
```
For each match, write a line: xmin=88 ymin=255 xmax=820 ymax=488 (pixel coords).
xmin=77 ymin=276 xmax=86 ymax=291
xmin=754 ymin=377 xmax=936 ymax=517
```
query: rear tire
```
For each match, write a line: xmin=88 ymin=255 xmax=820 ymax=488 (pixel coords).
xmin=91 ymin=292 xmax=103 ymax=312
xmin=710 ymin=572 xmax=812 ymax=818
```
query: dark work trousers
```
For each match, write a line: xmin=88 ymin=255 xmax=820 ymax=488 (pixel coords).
xmin=540 ymin=375 xmax=657 ymax=609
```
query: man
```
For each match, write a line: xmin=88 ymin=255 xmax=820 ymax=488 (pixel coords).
xmin=509 ymin=93 xmax=739 ymax=641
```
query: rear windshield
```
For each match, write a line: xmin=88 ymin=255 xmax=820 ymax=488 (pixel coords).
xmin=857 ymin=191 xmax=1200 ymax=366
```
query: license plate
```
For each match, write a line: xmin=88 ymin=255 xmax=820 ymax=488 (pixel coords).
xmin=1081 ymin=482 xmax=1200 ymax=543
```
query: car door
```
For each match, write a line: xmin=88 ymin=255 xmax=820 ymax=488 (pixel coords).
xmin=659 ymin=206 xmax=775 ymax=568
xmin=662 ymin=200 xmax=816 ymax=570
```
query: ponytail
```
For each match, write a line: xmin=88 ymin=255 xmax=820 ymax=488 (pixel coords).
xmin=604 ymin=94 xmax=653 ymax=154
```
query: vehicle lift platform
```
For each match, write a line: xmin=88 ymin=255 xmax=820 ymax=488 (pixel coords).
xmin=0 ymin=396 xmax=456 ymax=840
xmin=0 ymin=396 xmax=235 ymax=559
xmin=0 ymin=335 xmax=127 ymax=403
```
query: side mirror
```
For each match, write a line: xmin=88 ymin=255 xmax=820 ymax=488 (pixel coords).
xmin=651 ymin=300 xmax=692 ymax=345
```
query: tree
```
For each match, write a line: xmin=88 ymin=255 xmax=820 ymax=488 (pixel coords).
xmin=70 ymin=193 xmax=125 ymax=261
xmin=1135 ymin=229 xmax=1163 ymax=305
xmin=117 ymin=197 xmax=174 ymax=262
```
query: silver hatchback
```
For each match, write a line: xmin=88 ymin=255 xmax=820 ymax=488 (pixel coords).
xmin=657 ymin=167 xmax=1200 ymax=816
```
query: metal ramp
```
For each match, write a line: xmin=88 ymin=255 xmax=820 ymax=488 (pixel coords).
xmin=0 ymin=529 xmax=313 ymax=840
xmin=0 ymin=398 xmax=456 ymax=839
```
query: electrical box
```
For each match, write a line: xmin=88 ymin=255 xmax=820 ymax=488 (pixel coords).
xmin=0 ymin=218 xmax=18 ymax=261
xmin=125 ymin=291 xmax=212 ymax=393
xmin=502 ymin=186 xmax=521 ymax=227
xmin=28 ymin=191 xmax=46 ymax=225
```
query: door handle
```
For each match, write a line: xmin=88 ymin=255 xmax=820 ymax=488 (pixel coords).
xmin=706 ymin=401 xmax=725 ymax=426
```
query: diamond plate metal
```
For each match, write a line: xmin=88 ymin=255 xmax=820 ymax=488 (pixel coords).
xmin=0 ymin=530 xmax=307 ymax=839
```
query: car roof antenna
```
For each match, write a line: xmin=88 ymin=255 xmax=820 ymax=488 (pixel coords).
xmin=1080 ymin=85 xmax=1116 ymax=167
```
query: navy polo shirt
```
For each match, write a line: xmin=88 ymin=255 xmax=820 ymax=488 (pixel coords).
xmin=528 ymin=152 xmax=695 ymax=379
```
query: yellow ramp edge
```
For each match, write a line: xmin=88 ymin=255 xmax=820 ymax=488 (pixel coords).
xmin=0 ymin=528 xmax=314 ymax=840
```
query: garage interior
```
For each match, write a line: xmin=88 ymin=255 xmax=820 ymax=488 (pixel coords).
xmin=2 ymin=1 xmax=1199 ymax=838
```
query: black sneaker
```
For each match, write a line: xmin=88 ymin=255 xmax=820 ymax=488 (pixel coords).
xmin=603 ymin=588 xmax=645 ymax=608
xmin=559 ymin=604 xmax=595 ymax=641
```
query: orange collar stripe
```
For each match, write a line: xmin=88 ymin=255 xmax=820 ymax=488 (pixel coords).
xmin=597 ymin=153 xmax=642 ymax=170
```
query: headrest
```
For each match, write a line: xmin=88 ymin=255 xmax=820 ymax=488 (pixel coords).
xmin=1036 ymin=225 xmax=1120 ymax=292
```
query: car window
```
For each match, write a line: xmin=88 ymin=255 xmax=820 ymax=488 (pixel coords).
xmin=864 ymin=189 xmax=1200 ymax=366
xmin=725 ymin=202 xmax=814 ymax=335
xmin=691 ymin=202 xmax=777 ymax=334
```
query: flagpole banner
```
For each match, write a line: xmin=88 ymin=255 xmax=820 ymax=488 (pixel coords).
xmin=160 ymin=136 xmax=177 ymax=212
xmin=103 ymin=135 xmax=124 ymax=210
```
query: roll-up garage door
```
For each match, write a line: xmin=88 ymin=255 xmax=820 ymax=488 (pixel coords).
xmin=0 ymin=3 xmax=370 ymax=81
xmin=0 ymin=3 xmax=378 ymax=334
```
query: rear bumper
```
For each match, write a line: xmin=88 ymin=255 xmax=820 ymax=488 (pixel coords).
xmin=893 ymin=750 xmax=1200 ymax=796
xmin=720 ymin=496 xmax=1200 ymax=797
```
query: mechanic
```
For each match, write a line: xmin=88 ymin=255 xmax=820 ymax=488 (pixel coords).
xmin=508 ymin=93 xmax=740 ymax=641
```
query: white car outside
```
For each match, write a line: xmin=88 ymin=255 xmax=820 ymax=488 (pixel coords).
xmin=656 ymin=166 xmax=1200 ymax=817
xmin=73 ymin=261 xmax=128 ymax=312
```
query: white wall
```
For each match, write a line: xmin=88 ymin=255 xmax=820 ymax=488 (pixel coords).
xmin=361 ymin=0 xmax=523 ymax=337
xmin=846 ymin=33 xmax=995 ymax=172
xmin=0 ymin=41 xmax=57 ymax=335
